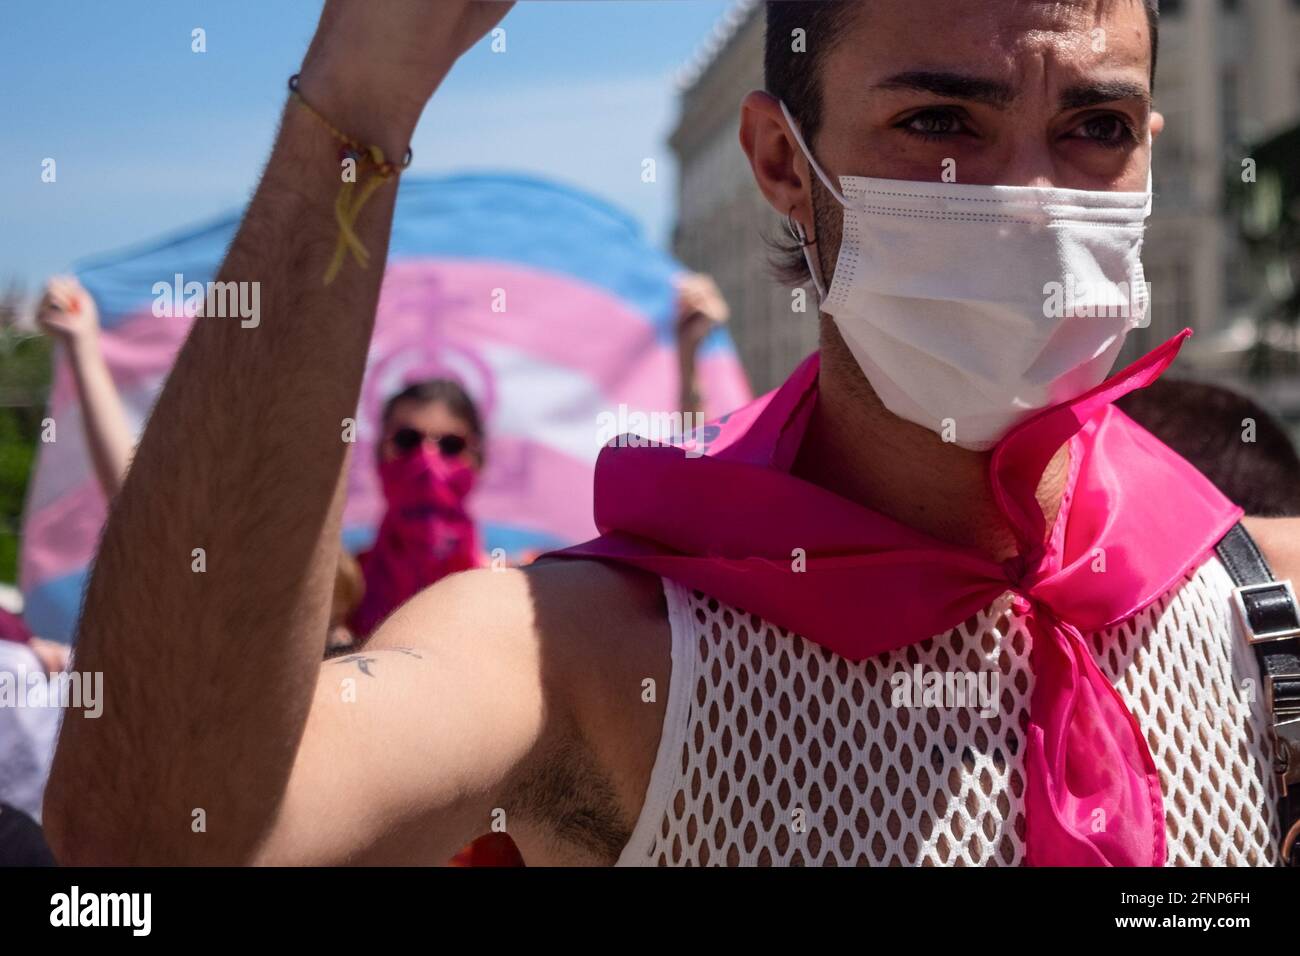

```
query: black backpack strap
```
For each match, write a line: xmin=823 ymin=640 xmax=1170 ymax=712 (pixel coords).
xmin=1215 ymin=521 xmax=1300 ymax=865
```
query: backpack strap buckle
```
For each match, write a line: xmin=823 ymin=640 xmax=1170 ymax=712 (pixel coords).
xmin=1216 ymin=522 xmax=1300 ymax=865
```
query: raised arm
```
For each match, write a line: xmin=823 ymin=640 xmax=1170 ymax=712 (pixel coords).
xmin=36 ymin=276 xmax=134 ymax=500
xmin=673 ymin=273 xmax=730 ymax=417
xmin=43 ymin=0 xmax=515 ymax=865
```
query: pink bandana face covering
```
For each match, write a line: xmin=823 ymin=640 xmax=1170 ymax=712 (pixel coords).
xmin=548 ymin=330 xmax=1242 ymax=866
xmin=352 ymin=447 xmax=482 ymax=638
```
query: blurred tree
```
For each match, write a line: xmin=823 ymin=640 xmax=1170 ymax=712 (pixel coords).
xmin=0 ymin=282 xmax=53 ymax=585
xmin=1226 ymin=122 xmax=1300 ymax=379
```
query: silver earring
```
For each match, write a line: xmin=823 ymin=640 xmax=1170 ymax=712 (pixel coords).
xmin=785 ymin=209 xmax=812 ymax=247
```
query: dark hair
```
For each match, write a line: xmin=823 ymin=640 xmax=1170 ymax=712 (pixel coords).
xmin=764 ymin=0 xmax=1162 ymax=285
xmin=1117 ymin=378 xmax=1300 ymax=517
xmin=380 ymin=378 xmax=485 ymax=460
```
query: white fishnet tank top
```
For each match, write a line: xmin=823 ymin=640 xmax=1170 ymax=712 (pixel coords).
xmin=616 ymin=555 xmax=1280 ymax=866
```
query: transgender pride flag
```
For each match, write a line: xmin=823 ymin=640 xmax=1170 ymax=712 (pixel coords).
xmin=20 ymin=173 xmax=751 ymax=642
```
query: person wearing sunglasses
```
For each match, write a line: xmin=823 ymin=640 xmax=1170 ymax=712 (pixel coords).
xmin=349 ymin=379 xmax=486 ymax=641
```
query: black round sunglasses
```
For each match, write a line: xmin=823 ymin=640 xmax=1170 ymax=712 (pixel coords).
xmin=390 ymin=428 xmax=469 ymax=458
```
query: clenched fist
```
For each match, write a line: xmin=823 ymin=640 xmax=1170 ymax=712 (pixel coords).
xmin=298 ymin=0 xmax=515 ymax=158
xmin=36 ymin=275 xmax=100 ymax=348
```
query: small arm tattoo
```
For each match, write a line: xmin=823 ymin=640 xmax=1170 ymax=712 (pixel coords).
xmin=328 ymin=647 xmax=423 ymax=677
xmin=331 ymin=654 xmax=379 ymax=676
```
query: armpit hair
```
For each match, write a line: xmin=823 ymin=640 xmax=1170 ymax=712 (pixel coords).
xmin=504 ymin=725 xmax=633 ymax=865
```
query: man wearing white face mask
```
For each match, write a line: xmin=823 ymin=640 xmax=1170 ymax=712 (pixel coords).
xmin=776 ymin=98 xmax=1153 ymax=451
xmin=50 ymin=0 xmax=1300 ymax=868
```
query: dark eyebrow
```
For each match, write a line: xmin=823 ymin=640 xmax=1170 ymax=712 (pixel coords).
xmin=1058 ymin=80 xmax=1151 ymax=111
xmin=874 ymin=72 xmax=1151 ymax=113
xmin=875 ymin=71 xmax=1016 ymax=108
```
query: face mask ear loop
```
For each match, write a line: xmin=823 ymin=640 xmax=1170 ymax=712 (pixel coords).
xmin=779 ymin=99 xmax=845 ymax=303
xmin=779 ymin=99 xmax=849 ymax=207
xmin=1143 ymin=130 xmax=1154 ymax=218
xmin=804 ymin=243 xmax=828 ymax=302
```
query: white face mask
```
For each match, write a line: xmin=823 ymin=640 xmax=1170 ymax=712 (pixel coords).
xmin=780 ymin=100 xmax=1153 ymax=451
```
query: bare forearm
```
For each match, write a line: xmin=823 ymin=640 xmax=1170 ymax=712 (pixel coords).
xmin=65 ymin=337 xmax=134 ymax=499
xmin=45 ymin=84 xmax=409 ymax=864
xmin=44 ymin=0 xmax=515 ymax=866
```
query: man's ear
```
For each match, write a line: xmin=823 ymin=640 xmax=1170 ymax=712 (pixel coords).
xmin=738 ymin=90 xmax=817 ymax=240
xmin=1150 ymin=110 xmax=1165 ymax=140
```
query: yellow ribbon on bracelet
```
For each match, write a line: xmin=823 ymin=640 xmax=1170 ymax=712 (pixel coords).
xmin=288 ymin=74 xmax=413 ymax=286
xmin=325 ymin=145 xmax=393 ymax=285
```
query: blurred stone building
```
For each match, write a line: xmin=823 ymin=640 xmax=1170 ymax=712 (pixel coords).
xmin=669 ymin=0 xmax=1300 ymax=395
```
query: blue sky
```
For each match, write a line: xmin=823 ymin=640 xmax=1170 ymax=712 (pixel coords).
xmin=0 ymin=0 xmax=737 ymax=290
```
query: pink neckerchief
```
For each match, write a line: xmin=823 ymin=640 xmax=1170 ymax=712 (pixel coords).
xmin=548 ymin=329 xmax=1242 ymax=866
